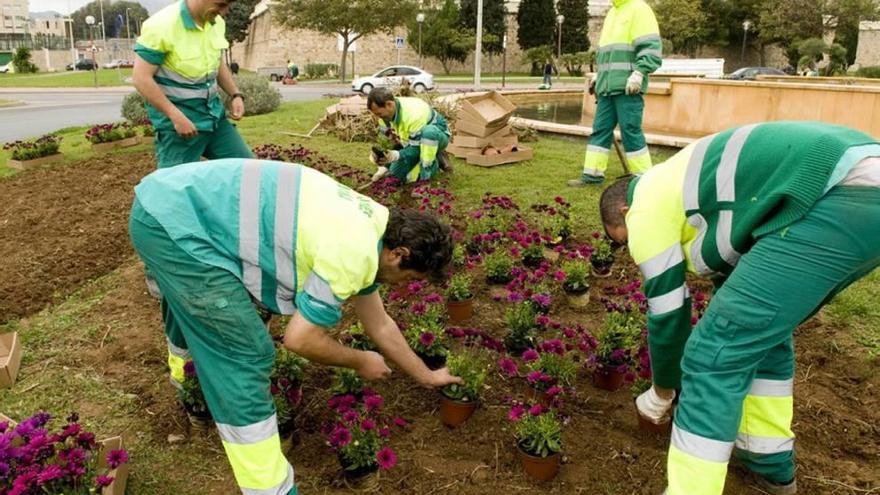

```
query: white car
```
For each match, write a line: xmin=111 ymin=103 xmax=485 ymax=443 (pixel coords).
xmin=352 ymin=66 xmax=435 ymax=94
xmin=0 ymin=62 xmax=11 ymax=74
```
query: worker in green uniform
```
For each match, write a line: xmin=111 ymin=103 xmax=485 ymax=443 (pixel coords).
xmin=129 ymin=158 xmax=461 ymax=495
xmin=598 ymin=121 xmax=880 ymax=495
xmin=367 ymin=87 xmax=452 ymax=183
xmin=133 ymin=0 xmax=253 ymax=168
xmin=568 ymin=0 xmax=661 ymax=186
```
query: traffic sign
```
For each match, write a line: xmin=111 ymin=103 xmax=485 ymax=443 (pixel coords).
xmin=395 ymin=36 xmax=405 ymax=49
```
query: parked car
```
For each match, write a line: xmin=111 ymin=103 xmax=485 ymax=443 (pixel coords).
xmin=726 ymin=67 xmax=786 ymax=80
xmin=103 ymin=59 xmax=134 ymax=69
xmin=66 ymin=59 xmax=98 ymax=71
xmin=0 ymin=62 xmax=11 ymax=74
xmin=352 ymin=66 xmax=435 ymax=94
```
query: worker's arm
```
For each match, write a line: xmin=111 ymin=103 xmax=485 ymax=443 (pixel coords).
xmin=283 ymin=312 xmax=391 ymax=380
xmin=132 ymin=55 xmax=198 ymax=138
xmin=217 ymin=59 xmax=245 ymax=120
xmin=354 ymin=291 xmax=462 ymax=388
xmin=631 ymin=3 xmax=663 ymax=77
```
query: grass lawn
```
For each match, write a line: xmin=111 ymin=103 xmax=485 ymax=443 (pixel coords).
xmin=0 ymin=68 xmax=133 ymax=87
xmin=0 ymin=98 xmax=21 ymax=106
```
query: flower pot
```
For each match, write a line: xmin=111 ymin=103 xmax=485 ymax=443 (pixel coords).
xmin=439 ymin=395 xmax=478 ymax=427
xmin=517 ymin=444 xmax=561 ymax=481
xmin=418 ymin=352 xmax=447 ymax=370
xmin=634 ymin=400 xmax=673 ymax=435
xmin=140 ymin=135 xmax=155 ymax=145
xmin=338 ymin=454 xmax=380 ymax=490
xmin=91 ymin=136 xmax=139 ymax=152
xmin=523 ymin=255 xmax=544 ymax=268
xmin=564 ymin=289 xmax=590 ymax=309
xmin=447 ymin=297 xmax=474 ymax=323
xmin=184 ymin=404 xmax=213 ymax=433
xmin=523 ymin=384 xmax=552 ymax=407
xmin=7 ymin=152 xmax=63 ymax=171
xmin=592 ymin=366 xmax=627 ymax=391
xmin=590 ymin=260 xmax=613 ymax=278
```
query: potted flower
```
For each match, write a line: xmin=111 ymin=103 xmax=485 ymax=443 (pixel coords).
xmin=590 ymin=311 xmax=642 ymax=391
xmin=452 ymin=244 xmax=467 ymax=269
xmin=520 ymin=238 xmax=545 ymax=268
xmin=504 ymin=302 xmax=538 ymax=355
xmin=445 ymin=272 xmax=473 ymax=323
xmin=178 ymin=360 xmax=213 ymax=431
xmin=630 ymin=377 xmax=672 ymax=434
xmin=509 ymin=404 xmax=563 ymax=481
xmin=589 ymin=233 xmax=615 ymax=278
xmin=332 ymin=367 xmax=365 ymax=397
xmin=559 ymin=259 xmax=590 ymax=308
xmin=344 ymin=321 xmax=377 ymax=351
xmin=537 ymin=198 xmax=572 ymax=246
xmin=327 ymin=394 xmax=397 ymax=483
xmin=85 ymin=122 xmax=139 ymax=152
xmin=0 ymin=411 xmax=130 ymax=495
xmin=439 ymin=349 xmax=488 ymax=427
xmin=4 ymin=134 xmax=64 ymax=170
xmin=137 ymin=118 xmax=155 ymax=145
xmin=484 ymin=249 xmax=514 ymax=285
xmin=522 ymin=344 xmax=576 ymax=407
xmin=271 ymin=348 xmax=308 ymax=437
xmin=405 ymin=305 xmax=449 ymax=369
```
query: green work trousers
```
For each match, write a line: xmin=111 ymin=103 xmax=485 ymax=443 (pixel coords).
xmin=667 ymin=186 xmax=880 ymax=495
xmin=389 ymin=120 xmax=449 ymax=183
xmin=582 ymin=93 xmax=652 ymax=178
xmin=129 ymin=200 xmax=297 ymax=495
xmin=155 ymin=117 xmax=253 ymax=169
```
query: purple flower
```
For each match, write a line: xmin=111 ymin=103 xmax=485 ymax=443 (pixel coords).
xmin=522 ymin=349 xmax=539 ymax=362
xmin=526 ymin=370 xmax=543 ymax=384
xmin=364 ymin=394 xmax=384 ymax=411
xmin=96 ymin=475 xmax=115 ymax=488
xmin=508 ymin=405 xmax=526 ymax=422
xmin=329 ymin=425 xmax=352 ymax=448
xmin=37 ymin=464 xmax=64 ymax=485
xmin=529 ymin=404 xmax=545 ymax=416
xmin=106 ymin=449 xmax=129 ymax=469
xmin=419 ymin=332 xmax=436 ymax=348
xmin=531 ymin=294 xmax=552 ymax=308
xmin=183 ymin=360 xmax=197 ymax=378
xmin=498 ymin=357 xmax=519 ymax=377
xmin=342 ymin=410 xmax=360 ymax=423
xmin=393 ymin=416 xmax=408 ymax=428
xmin=553 ymin=271 xmax=566 ymax=282
xmin=361 ymin=418 xmax=376 ymax=431
xmin=407 ymin=280 xmax=425 ymax=294
xmin=545 ymin=386 xmax=563 ymax=398
xmin=410 ymin=302 xmax=427 ymax=316
xmin=424 ymin=292 xmax=442 ymax=304
xmin=376 ymin=447 xmax=397 ymax=470
xmin=379 ymin=427 xmax=391 ymax=438
xmin=535 ymin=314 xmax=551 ymax=326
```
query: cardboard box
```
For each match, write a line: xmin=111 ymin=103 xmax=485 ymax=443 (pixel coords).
xmin=459 ymin=91 xmax=517 ymax=126
xmin=489 ymin=134 xmax=519 ymax=148
xmin=0 ymin=332 xmax=22 ymax=388
xmin=447 ymin=143 xmax=482 ymax=159
xmin=337 ymin=95 xmax=368 ymax=116
xmin=453 ymin=125 xmax=514 ymax=148
xmin=455 ymin=118 xmax=508 ymax=138
xmin=466 ymin=145 xmax=534 ymax=167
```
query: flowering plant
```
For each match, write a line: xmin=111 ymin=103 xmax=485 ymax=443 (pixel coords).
xmin=535 ymin=197 xmax=572 ymax=244
xmin=592 ymin=311 xmax=643 ymax=369
xmin=271 ymin=348 xmax=308 ymax=432
xmin=559 ymin=259 xmax=589 ymax=293
xmin=445 ymin=272 xmax=472 ymax=302
xmin=84 ymin=122 xmax=137 ymax=144
xmin=452 ymin=244 xmax=467 ymax=268
xmin=344 ymin=322 xmax=377 ymax=351
xmin=523 ymin=343 xmax=578 ymax=392
xmin=405 ymin=298 xmax=448 ymax=359
xmin=508 ymin=405 xmax=562 ymax=457
xmin=178 ymin=360 xmax=210 ymax=418
xmin=504 ymin=302 xmax=538 ymax=354
xmin=331 ymin=367 xmax=365 ymax=397
xmin=589 ymin=232 xmax=614 ymax=268
xmin=441 ymin=348 xmax=488 ymax=401
xmin=484 ymin=250 xmax=514 ymax=284
xmin=3 ymin=134 xmax=62 ymax=161
xmin=326 ymin=392 xmax=397 ymax=472
xmin=136 ymin=118 xmax=155 ymax=137
xmin=0 ymin=412 xmax=129 ymax=494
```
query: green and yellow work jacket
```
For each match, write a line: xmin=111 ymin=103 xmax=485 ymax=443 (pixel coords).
xmin=626 ymin=122 xmax=880 ymax=389
xmin=134 ymin=0 xmax=229 ymax=132
xmin=377 ymin=97 xmax=449 ymax=181
xmin=595 ymin=0 xmax=662 ymax=96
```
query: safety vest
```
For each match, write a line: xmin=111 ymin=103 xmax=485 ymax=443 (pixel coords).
xmin=378 ymin=97 xmax=448 ymax=149
xmin=134 ymin=159 xmax=388 ymax=327
xmin=134 ymin=0 xmax=228 ymax=132
xmin=626 ymin=121 xmax=880 ymax=389
xmin=595 ymin=0 xmax=662 ymax=96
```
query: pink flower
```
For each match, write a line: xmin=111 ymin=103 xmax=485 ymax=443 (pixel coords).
xmin=106 ymin=449 xmax=129 ymax=469
xmin=37 ymin=465 xmax=63 ymax=485
xmin=376 ymin=447 xmax=397 ymax=470
xmin=522 ymin=349 xmax=539 ymax=362
xmin=183 ymin=360 xmax=197 ymax=378
xmin=407 ymin=281 xmax=425 ymax=294
xmin=508 ymin=405 xmax=526 ymax=422
xmin=419 ymin=332 xmax=436 ymax=348
xmin=498 ymin=357 xmax=519 ymax=377
xmin=95 ymin=475 xmax=115 ymax=488
xmin=388 ymin=291 xmax=402 ymax=302
xmin=529 ymin=404 xmax=545 ymax=416
xmin=410 ymin=302 xmax=427 ymax=316
xmin=526 ymin=370 xmax=543 ymax=384
xmin=379 ymin=427 xmax=391 ymax=438
xmin=361 ymin=418 xmax=376 ymax=431
xmin=329 ymin=425 xmax=352 ymax=448
xmin=424 ymin=292 xmax=443 ymax=304
xmin=342 ymin=410 xmax=360 ymax=423
xmin=545 ymin=386 xmax=562 ymax=398
xmin=535 ymin=314 xmax=551 ymax=326
xmin=553 ymin=271 xmax=566 ymax=282
xmin=393 ymin=416 xmax=408 ymax=428
xmin=364 ymin=394 xmax=384 ymax=411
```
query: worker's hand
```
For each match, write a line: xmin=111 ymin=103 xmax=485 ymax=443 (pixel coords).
xmin=418 ymin=367 xmax=463 ymax=389
xmin=371 ymin=166 xmax=389 ymax=182
xmin=384 ymin=150 xmax=400 ymax=164
xmin=589 ymin=73 xmax=597 ymax=95
xmin=355 ymin=350 xmax=393 ymax=381
xmin=229 ymin=96 xmax=245 ymax=120
xmin=625 ymin=71 xmax=644 ymax=95
xmin=172 ymin=113 xmax=198 ymax=139
xmin=636 ymin=386 xmax=675 ymax=424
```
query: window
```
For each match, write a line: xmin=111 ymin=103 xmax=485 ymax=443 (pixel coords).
xmin=397 ymin=67 xmax=419 ymax=76
xmin=377 ymin=68 xmax=397 ymax=77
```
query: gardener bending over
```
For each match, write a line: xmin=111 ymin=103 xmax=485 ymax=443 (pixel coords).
xmin=599 ymin=121 xmax=880 ymax=495
xmin=129 ymin=158 xmax=462 ymax=495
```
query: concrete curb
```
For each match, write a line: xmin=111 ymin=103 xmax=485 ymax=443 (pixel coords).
xmin=0 ymin=86 xmax=135 ymax=94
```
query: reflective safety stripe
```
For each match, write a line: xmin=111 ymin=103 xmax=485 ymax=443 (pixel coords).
xmin=648 ymin=284 xmax=689 ymax=315
xmin=687 ymin=213 xmax=714 ymax=276
xmin=667 ymin=444 xmax=729 ymax=495
xmin=671 ymin=424 xmax=734 ymax=463
xmin=683 ymin=137 xmax=711 ymax=211
xmin=626 ymin=146 xmax=649 ymax=158
xmin=222 ymin=433 xmax=291 ymax=491
xmin=408 ymin=139 xmax=421 ymax=147
xmin=598 ymin=62 xmax=634 ymax=71
xmin=156 ymin=66 xmax=218 ymax=85
xmin=168 ymin=352 xmax=186 ymax=384
xmin=421 ymin=138 xmax=439 ymax=148
xmin=240 ymin=160 xmax=263 ymax=300
xmin=303 ymin=272 xmax=340 ymax=307
xmin=587 ymin=144 xmax=610 ymax=154
xmin=636 ymin=48 xmax=663 ymax=59
xmin=638 ymin=244 xmax=684 ymax=279
xmin=160 ymin=83 xmax=218 ymax=100
xmin=240 ymin=465 xmax=295 ymax=495
xmin=583 ymin=167 xmax=605 ymax=177
xmin=633 ymin=34 xmax=662 ymax=45
xmin=717 ymin=124 xmax=757 ymax=202
xmin=273 ymin=165 xmax=298 ymax=314
xmin=167 ymin=338 xmax=190 ymax=358
xmin=735 ymin=434 xmax=794 ymax=454
xmin=598 ymin=43 xmax=634 ymax=52
xmin=716 ymin=210 xmax=741 ymax=267
xmin=628 ymin=151 xmax=653 ymax=174
xmin=750 ymin=378 xmax=793 ymax=397
xmin=217 ymin=414 xmax=279 ymax=444
xmin=740 ymin=394 xmax=794 ymax=438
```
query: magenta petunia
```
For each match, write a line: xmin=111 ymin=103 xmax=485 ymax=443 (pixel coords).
xmin=360 ymin=418 xmax=376 ymax=431
xmin=545 ymin=386 xmax=563 ymax=398
xmin=419 ymin=332 xmax=436 ymax=348
xmin=95 ymin=475 xmax=115 ymax=488
xmin=526 ymin=370 xmax=543 ymax=384
xmin=364 ymin=394 xmax=384 ymax=411
xmin=522 ymin=349 xmax=539 ymax=362
xmin=529 ymin=404 xmax=545 ymax=416
xmin=393 ymin=416 xmax=408 ymax=428
xmin=106 ymin=449 xmax=129 ymax=469
xmin=342 ymin=410 xmax=360 ymax=423
xmin=508 ymin=405 xmax=526 ymax=422
xmin=376 ymin=447 xmax=397 ymax=470
xmin=498 ymin=357 xmax=519 ymax=377
xmin=379 ymin=427 xmax=391 ymax=438
xmin=553 ymin=270 xmax=566 ymax=282
xmin=36 ymin=464 xmax=64 ymax=485
xmin=423 ymin=292 xmax=443 ymax=304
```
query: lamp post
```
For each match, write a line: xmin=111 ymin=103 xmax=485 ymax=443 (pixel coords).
xmin=474 ymin=0 xmax=483 ymax=88
xmin=741 ymin=19 xmax=752 ymax=65
xmin=98 ymin=0 xmax=106 ymax=46
xmin=85 ymin=14 xmax=97 ymax=87
xmin=125 ymin=8 xmax=132 ymax=45
xmin=556 ymin=14 xmax=564 ymax=81
xmin=416 ymin=12 xmax=425 ymax=68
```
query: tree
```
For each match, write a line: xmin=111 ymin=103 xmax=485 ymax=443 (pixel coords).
xmin=274 ymin=0 xmax=416 ymax=82
xmin=225 ymin=0 xmax=260 ymax=46
xmin=407 ymin=0 xmax=472 ymax=74
xmin=557 ymin=0 xmax=590 ymax=55
xmin=758 ymin=0 xmax=823 ymax=65
xmin=797 ymin=37 xmax=848 ymax=74
xmin=828 ymin=0 xmax=879 ymax=65
xmin=12 ymin=47 xmax=38 ymax=73
xmin=459 ymin=0 xmax=507 ymax=55
xmin=651 ymin=0 xmax=707 ymax=56
xmin=71 ymin=0 xmax=148 ymax=40
xmin=516 ymin=0 xmax=556 ymax=51
xmin=700 ymin=0 xmax=762 ymax=48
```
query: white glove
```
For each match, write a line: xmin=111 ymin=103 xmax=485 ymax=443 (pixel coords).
xmin=636 ymin=387 xmax=675 ymax=424
xmin=625 ymin=71 xmax=644 ymax=95
xmin=371 ymin=166 xmax=389 ymax=182
xmin=385 ymin=149 xmax=400 ymax=164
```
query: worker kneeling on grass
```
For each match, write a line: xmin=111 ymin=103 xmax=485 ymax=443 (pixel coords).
xmin=367 ymin=87 xmax=452 ymax=184
xmin=129 ymin=158 xmax=462 ymax=495
xmin=599 ymin=121 xmax=880 ymax=495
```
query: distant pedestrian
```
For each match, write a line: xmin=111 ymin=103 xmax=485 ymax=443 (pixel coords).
xmin=543 ymin=60 xmax=555 ymax=87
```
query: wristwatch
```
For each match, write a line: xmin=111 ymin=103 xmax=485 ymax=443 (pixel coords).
xmin=231 ymin=92 xmax=244 ymax=101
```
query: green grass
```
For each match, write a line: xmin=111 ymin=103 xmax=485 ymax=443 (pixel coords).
xmin=0 ymin=98 xmax=20 ymax=106
xmin=0 ymin=68 xmax=133 ymax=87
xmin=827 ymin=269 xmax=880 ymax=359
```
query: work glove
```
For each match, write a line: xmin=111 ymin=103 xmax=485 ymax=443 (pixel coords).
xmin=589 ymin=73 xmax=597 ymax=95
xmin=625 ymin=71 xmax=644 ymax=95
xmin=636 ymin=387 xmax=675 ymax=424
xmin=371 ymin=166 xmax=389 ymax=182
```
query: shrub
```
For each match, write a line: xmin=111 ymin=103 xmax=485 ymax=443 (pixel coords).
xmin=121 ymin=91 xmax=149 ymax=123
xmin=441 ymin=348 xmax=488 ymax=401
xmin=223 ymin=73 xmax=281 ymax=116
xmin=303 ymin=63 xmax=338 ymax=79
xmin=3 ymin=134 xmax=62 ymax=160
xmin=446 ymin=272 xmax=473 ymax=301
xmin=509 ymin=406 xmax=562 ymax=457
xmin=12 ymin=47 xmax=38 ymax=73
xmin=85 ymin=122 xmax=137 ymax=144
xmin=856 ymin=66 xmax=880 ymax=79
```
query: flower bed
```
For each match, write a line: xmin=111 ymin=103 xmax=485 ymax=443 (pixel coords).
xmin=85 ymin=122 xmax=139 ymax=152
xmin=3 ymin=134 xmax=63 ymax=170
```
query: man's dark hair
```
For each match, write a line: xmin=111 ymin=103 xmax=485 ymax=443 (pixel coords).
xmin=367 ymin=87 xmax=395 ymax=110
xmin=384 ymin=208 xmax=453 ymax=283
xmin=599 ymin=176 xmax=634 ymax=228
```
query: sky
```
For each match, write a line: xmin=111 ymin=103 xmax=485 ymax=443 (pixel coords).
xmin=28 ymin=0 xmax=171 ymax=16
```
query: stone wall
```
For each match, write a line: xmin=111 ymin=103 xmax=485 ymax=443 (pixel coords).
xmin=854 ymin=21 xmax=880 ymax=69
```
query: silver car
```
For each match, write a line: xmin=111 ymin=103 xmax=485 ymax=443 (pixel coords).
xmin=352 ymin=66 xmax=435 ymax=94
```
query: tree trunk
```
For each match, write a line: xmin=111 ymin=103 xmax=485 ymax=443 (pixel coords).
xmin=340 ymin=40 xmax=349 ymax=83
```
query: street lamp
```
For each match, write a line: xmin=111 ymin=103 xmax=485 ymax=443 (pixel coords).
xmin=125 ymin=8 xmax=132 ymax=45
xmin=85 ymin=15 xmax=97 ymax=87
xmin=474 ymin=0 xmax=483 ymax=88
xmin=416 ymin=12 xmax=425 ymax=68
xmin=556 ymin=14 xmax=565 ymax=81
xmin=741 ymin=19 xmax=752 ymax=65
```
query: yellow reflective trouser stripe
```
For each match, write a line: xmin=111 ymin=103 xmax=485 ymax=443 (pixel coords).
xmin=222 ymin=434 xmax=290 ymax=490
xmin=583 ymin=148 xmax=610 ymax=175
xmin=667 ymin=444 xmax=728 ymax=495
xmin=627 ymin=148 xmax=653 ymax=173
xmin=420 ymin=140 xmax=439 ymax=168
xmin=168 ymin=353 xmax=186 ymax=385
xmin=739 ymin=395 xmax=794 ymax=438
